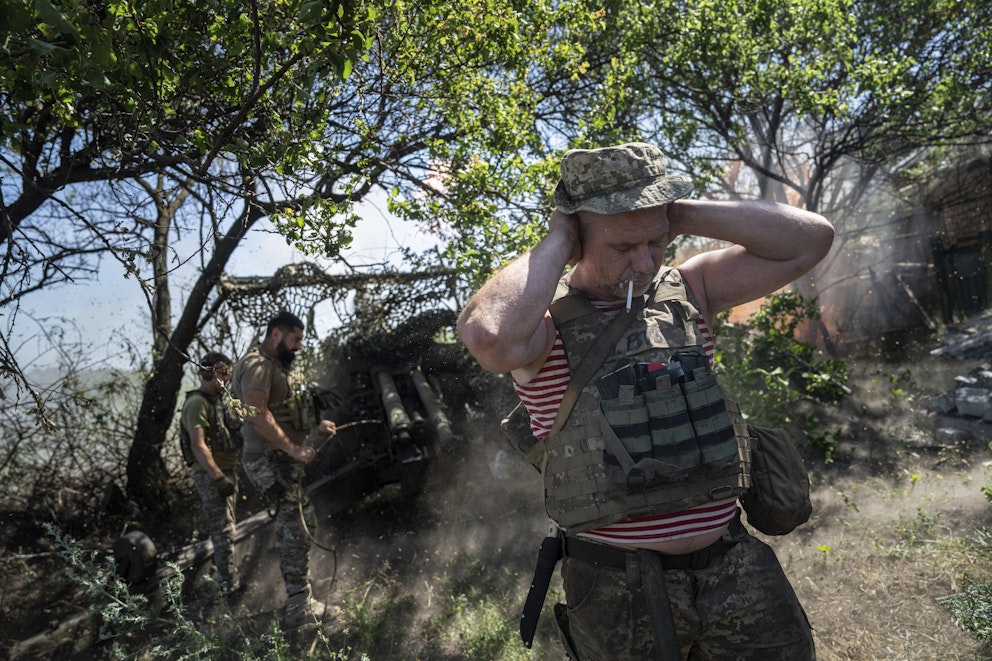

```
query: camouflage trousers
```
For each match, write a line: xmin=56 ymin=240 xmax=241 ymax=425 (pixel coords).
xmin=243 ymin=449 xmax=317 ymax=597
xmin=556 ymin=517 xmax=815 ymax=660
xmin=191 ymin=468 xmax=239 ymax=587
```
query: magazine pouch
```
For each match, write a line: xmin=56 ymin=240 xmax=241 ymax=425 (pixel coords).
xmin=598 ymin=350 xmax=741 ymax=491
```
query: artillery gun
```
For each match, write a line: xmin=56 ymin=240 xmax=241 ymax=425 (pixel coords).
xmin=214 ymin=264 xmax=479 ymax=510
xmin=305 ymin=307 xmax=466 ymax=506
xmin=8 ymin=266 xmax=486 ymax=659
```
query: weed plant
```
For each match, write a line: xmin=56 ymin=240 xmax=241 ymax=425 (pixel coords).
xmin=43 ymin=528 xmax=558 ymax=661
xmin=934 ymin=527 xmax=992 ymax=644
xmin=939 ymin=578 xmax=992 ymax=643
xmin=713 ymin=291 xmax=848 ymax=459
xmin=45 ymin=523 xmax=347 ymax=660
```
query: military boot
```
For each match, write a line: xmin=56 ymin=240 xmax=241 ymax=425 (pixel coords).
xmin=282 ymin=588 xmax=342 ymax=629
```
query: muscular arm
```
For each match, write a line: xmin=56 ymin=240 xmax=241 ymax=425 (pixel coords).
xmin=457 ymin=210 xmax=580 ymax=380
xmin=241 ymin=389 xmax=314 ymax=463
xmin=670 ymin=200 xmax=834 ymax=321
xmin=189 ymin=428 xmax=224 ymax=480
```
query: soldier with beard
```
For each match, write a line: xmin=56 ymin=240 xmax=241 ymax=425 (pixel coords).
xmin=231 ymin=310 xmax=339 ymax=628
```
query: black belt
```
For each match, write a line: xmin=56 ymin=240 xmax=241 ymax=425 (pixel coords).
xmin=563 ymin=533 xmax=737 ymax=572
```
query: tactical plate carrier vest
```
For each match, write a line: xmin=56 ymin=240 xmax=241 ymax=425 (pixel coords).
xmin=179 ymin=390 xmax=236 ymax=469
xmin=233 ymin=347 xmax=318 ymax=433
xmin=542 ymin=268 xmax=752 ymax=533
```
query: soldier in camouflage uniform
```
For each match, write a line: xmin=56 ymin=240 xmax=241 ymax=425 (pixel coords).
xmin=458 ymin=143 xmax=834 ymax=659
xmin=231 ymin=310 xmax=340 ymax=628
xmin=180 ymin=351 xmax=241 ymax=595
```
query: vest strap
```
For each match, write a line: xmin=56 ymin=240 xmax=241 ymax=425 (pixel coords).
xmin=547 ymin=289 xmax=649 ymax=436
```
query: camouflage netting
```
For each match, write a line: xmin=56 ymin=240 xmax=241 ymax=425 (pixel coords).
xmin=217 ymin=262 xmax=462 ymax=344
xmin=212 ymin=261 xmax=515 ymax=418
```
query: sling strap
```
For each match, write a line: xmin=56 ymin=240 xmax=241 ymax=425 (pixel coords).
xmin=549 ymin=283 xmax=651 ymax=436
xmin=519 ymin=286 xmax=647 ymax=648
xmin=522 ymin=284 xmax=650 ymax=468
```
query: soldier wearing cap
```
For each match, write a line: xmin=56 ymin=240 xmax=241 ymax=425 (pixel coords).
xmin=458 ymin=143 xmax=833 ymax=659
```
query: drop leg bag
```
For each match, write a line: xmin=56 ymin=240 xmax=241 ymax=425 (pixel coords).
xmin=739 ymin=425 xmax=812 ymax=535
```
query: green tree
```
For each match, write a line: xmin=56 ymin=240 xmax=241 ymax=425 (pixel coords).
xmin=1 ymin=0 xmax=377 ymax=517
xmin=485 ymin=0 xmax=992 ymax=341
xmin=6 ymin=0 xmax=990 ymax=519
xmin=0 ymin=0 xmax=606 ymax=518
xmin=532 ymin=0 xmax=992 ymax=213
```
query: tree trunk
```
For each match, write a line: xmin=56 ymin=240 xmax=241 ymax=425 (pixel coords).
xmin=126 ymin=346 xmax=187 ymax=523
xmin=125 ymin=181 xmax=263 ymax=520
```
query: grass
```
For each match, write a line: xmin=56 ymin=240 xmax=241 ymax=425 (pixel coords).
xmin=37 ymin=524 xmax=557 ymax=661
xmin=335 ymin=552 xmax=551 ymax=660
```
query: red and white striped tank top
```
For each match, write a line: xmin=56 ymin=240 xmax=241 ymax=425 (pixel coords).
xmin=513 ymin=303 xmax=738 ymax=545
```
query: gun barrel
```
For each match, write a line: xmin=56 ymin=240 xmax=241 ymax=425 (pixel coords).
xmin=375 ymin=370 xmax=412 ymax=435
xmin=411 ymin=369 xmax=455 ymax=445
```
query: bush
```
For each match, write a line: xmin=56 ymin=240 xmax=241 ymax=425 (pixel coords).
xmin=45 ymin=523 xmax=351 ymax=659
xmin=713 ymin=290 xmax=848 ymax=430
xmin=939 ymin=578 xmax=992 ymax=642
xmin=0 ymin=364 xmax=149 ymax=540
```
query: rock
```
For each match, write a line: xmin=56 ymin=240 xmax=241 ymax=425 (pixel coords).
xmin=954 ymin=387 xmax=992 ymax=418
xmin=930 ymin=392 xmax=957 ymax=415
xmin=934 ymin=414 xmax=992 ymax=443
xmin=934 ymin=426 xmax=971 ymax=445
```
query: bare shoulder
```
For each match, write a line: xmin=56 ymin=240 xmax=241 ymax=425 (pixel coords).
xmin=676 ymin=256 xmax=719 ymax=321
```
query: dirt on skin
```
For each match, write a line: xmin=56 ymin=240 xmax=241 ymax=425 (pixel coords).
xmin=4 ymin=343 xmax=992 ymax=660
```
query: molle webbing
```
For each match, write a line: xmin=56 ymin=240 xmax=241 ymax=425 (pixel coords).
xmin=542 ymin=269 xmax=751 ymax=533
xmin=270 ymin=388 xmax=318 ymax=432
xmin=205 ymin=405 xmax=235 ymax=454
xmin=269 ymin=395 xmax=297 ymax=427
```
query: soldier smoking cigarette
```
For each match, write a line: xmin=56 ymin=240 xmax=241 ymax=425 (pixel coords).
xmin=626 ymin=279 xmax=634 ymax=313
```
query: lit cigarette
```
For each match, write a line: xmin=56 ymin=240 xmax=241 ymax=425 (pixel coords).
xmin=625 ymin=279 xmax=634 ymax=312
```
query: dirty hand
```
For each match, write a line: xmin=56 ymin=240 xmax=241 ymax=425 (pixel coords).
xmin=318 ymin=419 xmax=337 ymax=437
xmin=213 ymin=475 xmax=236 ymax=498
xmin=293 ymin=444 xmax=317 ymax=464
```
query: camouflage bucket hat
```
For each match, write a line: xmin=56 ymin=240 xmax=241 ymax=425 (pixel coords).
xmin=553 ymin=142 xmax=694 ymax=215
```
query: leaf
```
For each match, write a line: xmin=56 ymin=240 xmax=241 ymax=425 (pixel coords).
xmin=34 ymin=0 xmax=80 ymax=39
xmin=27 ymin=37 xmax=58 ymax=55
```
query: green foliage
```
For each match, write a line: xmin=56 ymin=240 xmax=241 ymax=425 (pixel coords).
xmin=329 ymin=551 xmax=543 ymax=660
xmin=937 ymin=528 xmax=992 ymax=642
xmin=0 ymin=0 xmax=371 ymax=152
xmin=803 ymin=412 xmax=838 ymax=464
xmin=714 ymin=290 xmax=849 ymax=429
xmin=894 ymin=506 xmax=939 ymax=546
xmin=441 ymin=593 xmax=526 ymax=660
xmin=5 ymin=0 xmax=992 ymax=514
xmin=6 ymin=0 xmax=992 ymax=338
xmin=965 ymin=528 xmax=992 ymax=562
xmin=0 ymin=0 xmax=610 ymax=501
xmin=939 ymin=578 xmax=992 ymax=643
xmin=494 ymin=0 xmax=992 ymax=225
xmin=428 ymin=554 xmax=538 ymax=661
xmin=48 ymin=522 xmax=228 ymax=658
xmin=46 ymin=522 xmax=353 ymax=659
xmin=335 ymin=561 xmax=417 ymax=658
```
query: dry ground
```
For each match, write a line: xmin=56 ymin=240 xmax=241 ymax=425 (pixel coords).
xmin=4 ymin=343 xmax=992 ymax=660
